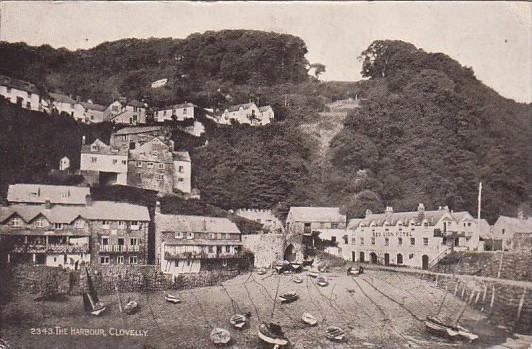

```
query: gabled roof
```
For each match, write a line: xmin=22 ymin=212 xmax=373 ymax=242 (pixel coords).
xmin=127 ymin=99 xmax=146 ymax=108
xmin=49 ymin=92 xmax=76 ymax=104
xmin=84 ymin=201 xmax=150 ymax=221
xmin=173 ymin=151 xmax=191 ymax=162
xmin=155 ymin=214 xmax=241 ymax=234
xmin=287 ymin=207 xmax=346 ymax=223
xmin=7 ymin=184 xmax=90 ymax=205
xmin=81 ymin=102 xmax=106 ymax=111
xmin=361 ymin=209 xmax=451 ymax=227
xmin=156 ymin=103 xmax=195 ymax=111
xmin=258 ymin=105 xmax=273 ymax=112
xmin=494 ymin=216 xmax=532 ymax=233
xmin=81 ymin=139 xmax=127 ymax=155
xmin=114 ymin=126 xmax=162 ymax=135
xmin=348 ymin=218 xmax=363 ymax=229
xmin=0 ymin=75 xmax=39 ymax=94
xmin=226 ymin=102 xmax=256 ymax=112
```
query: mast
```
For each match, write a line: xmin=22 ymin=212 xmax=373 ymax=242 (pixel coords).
xmin=477 ymin=182 xmax=482 ymax=249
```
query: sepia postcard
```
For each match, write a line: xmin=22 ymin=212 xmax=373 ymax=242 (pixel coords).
xmin=0 ymin=1 xmax=530 ymax=348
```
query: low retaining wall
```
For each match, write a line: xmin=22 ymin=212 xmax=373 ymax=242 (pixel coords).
xmin=433 ymin=251 xmax=531 ymax=282
xmin=6 ymin=264 xmax=242 ymax=297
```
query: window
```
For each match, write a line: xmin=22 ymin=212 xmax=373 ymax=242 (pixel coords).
xmin=360 ymin=237 xmax=364 ymax=245
xmin=26 ymin=102 xmax=31 ymax=109
xmin=331 ymin=236 xmax=337 ymax=243
xmin=351 ymin=237 xmax=356 ymax=245
xmin=384 ymin=238 xmax=389 ymax=246
xmin=54 ymin=223 xmax=64 ymax=230
xmin=178 ymin=178 xmax=184 ymax=182
xmin=11 ymin=217 xmax=22 ymax=227
xmin=186 ymin=232 xmax=194 ymax=240
xmin=410 ymin=238 xmax=416 ymax=246
xmin=423 ymin=238 xmax=429 ymax=246
xmin=122 ymin=160 xmax=127 ymax=165
xmin=102 ymin=220 xmax=110 ymax=228
xmin=91 ymin=157 xmax=97 ymax=163
xmin=118 ymin=221 xmax=126 ymax=229
xmin=467 ymin=223 xmax=471 ymax=227
xmin=175 ymin=232 xmax=183 ymax=239
xmin=100 ymin=256 xmax=110 ymax=264
xmin=398 ymin=237 xmax=403 ymax=245
xmin=130 ymin=238 xmax=138 ymax=246
xmin=117 ymin=256 xmax=124 ymax=264
xmin=117 ymin=238 xmax=124 ymax=246
xmin=136 ymin=173 xmax=142 ymax=180
xmin=178 ymin=165 xmax=184 ymax=173
xmin=183 ymin=108 xmax=187 ymax=114
xmin=130 ymin=221 xmax=139 ymax=228
xmin=112 ymin=159 xmax=118 ymax=165
xmin=6 ymin=87 xmax=11 ymax=93
xmin=129 ymin=256 xmax=138 ymax=264
xmin=409 ymin=253 xmax=414 ymax=259
xmin=208 ymin=246 xmax=214 ymax=253
xmin=74 ymin=220 xmax=84 ymax=229
xmin=157 ymin=174 xmax=164 ymax=181
xmin=158 ymin=163 xmax=165 ymax=170
xmin=101 ymin=237 xmax=109 ymax=245
xmin=147 ymin=162 xmax=154 ymax=169
xmin=225 ymin=246 xmax=230 ymax=253
xmin=502 ymin=229 xmax=505 ymax=235
xmin=35 ymin=218 xmax=48 ymax=228
xmin=371 ymin=237 xmax=376 ymax=245
xmin=331 ymin=223 xmax=339 ymax=229
xmin=136 ymin=161 xmax=142 ymax=167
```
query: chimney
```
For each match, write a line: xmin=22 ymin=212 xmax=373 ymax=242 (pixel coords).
xmin=417 ymin=203 xmax=425 ymax=221
xmin=385 ymin=206 xmax=393 ymax=214
xmin=82 ymin=135 xmax=86 ymax=145
xmin=443 ymin=205 xmax=449 ymax=211
xmin=155 ymin=201 xmax=161 ymax=214
xmin=45 ymin=200 xmax=51 ymax=209
xmin=417 ymin=203 xmax=425 ymax=213
xmin=85 ymin=194 xmax=92 ymax=207
xmin=517 ymin=209 xmax=525 ymax=220
xmin=365 ymin=209 xmax=372 ymax=218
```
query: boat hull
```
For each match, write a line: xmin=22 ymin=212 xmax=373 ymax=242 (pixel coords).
xmin=258 ymin=328 xmax=288 ymax=346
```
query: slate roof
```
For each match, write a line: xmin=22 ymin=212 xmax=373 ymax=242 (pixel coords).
xmin=173 ymin=151 xmax=191 ymax=162
xmin=0 ymin=75 xmax=39 ymax=94
xmin=156 ymin=214 xmax=240 ymax=234
xmin=347 ymin=218 xmax=363 ymax=230
xmin=49 ymin=92 xmax=76 ymax=104
xmin=81 ymin=102 xmax=106 ymax=111
xmin=7 ymin=184 xmax=90 ymax=205
xmin=226 ymin=103 xmax=255 ymax=112
xmin=258 ymin=106 xmax=273 ymax=112
xmin=81 ymin=139 xmax=128 ymax=155
xmin=155 ymin=103 xmax=195 ymax=111
xmin=0 ymin=201 xmax=149 ymax=224
xmin=114 ymin=126 xmax=162 ymax=135
xmin=127 ymin=99 xmax=146 ymax=108
xmin=494 ymin=216 xmax=532 ymax=233
xmin=287 ymin=207 xmax=346 ymax=223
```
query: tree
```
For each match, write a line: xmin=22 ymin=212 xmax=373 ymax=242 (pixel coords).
xmin=309 ymin=63 xmax=326 ymax=80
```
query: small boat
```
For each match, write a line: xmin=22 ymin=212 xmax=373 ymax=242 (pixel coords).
xmin=424 ymin=317 xmax=458 ymax=338
xmin=316 ymin=276 xmax=329 ymax=287
xmin=292 ymin=275 xmax=303 ymax=284
xmin=124 ymin=300 xmax=139 ymax=315
xmin=325 ymin=326 xmax=345 ymax=341
xmin=257 ymin=268 xmax=267 ymax=275
xmin=302 ymin=259 xmax=314 ymax=267
xmin=308 ymin=271 xmax=319 ymax=278
xmin=82 ymin=268 xmax=107 ymax=316
xmin=279 ymin=292 xmax=298 ymax=303
xmin=230 ymin=314 xmax=248 ymax=329
xmin=258 ymin=323 xmax=288 ymax=346
xmin=165 ymin=294 xmax=181 ymax=304
xmin=210 ymin=327 xmax=231 ymax=344
xmin=301 ymin=312 xmax=318 ymax=326
xmin=347 ymin=266 xmax=364 ymax=276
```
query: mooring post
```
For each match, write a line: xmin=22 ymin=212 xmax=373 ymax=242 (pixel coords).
xmin=490 ymin=285 xmax=496 ymax=314
xmin=516 ymin=288 xmax=527 ymax=322
xmin=454 ymin=282 xmax=459 ymax=296
xmin=482 ymin=284 xmax=488 ymax=303
xmin=497 ymin=252 xmax=504 ymax=278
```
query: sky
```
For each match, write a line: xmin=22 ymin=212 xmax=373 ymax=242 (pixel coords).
xmin=0 ymin=1 xmax=530 ymax=103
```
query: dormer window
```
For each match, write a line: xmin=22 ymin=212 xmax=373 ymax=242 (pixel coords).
xmin=10 ymin=217 xmax=22 ymax=227
xmin=74 ymin=220 xmax=84 ymax=229
xmin=175 ymin=232 xmax=183 ymax=239
xmin=91 ymin=145 xmax=99 ymax=152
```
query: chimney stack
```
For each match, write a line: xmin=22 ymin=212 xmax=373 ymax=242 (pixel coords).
xmin=82 ymin=135 xmax=86 ymax=145
xmin=85 ymin=194 xmax=92 ymax=207
xmin=45 ymin=200 xmax=51 ymax=209
xmin=385 ymin=206 xmax=393 ymax=214
xmin=155 ymin=201 xmax=161 ymax=214
xmin=365 ymin=209 xmax=372 ymax=218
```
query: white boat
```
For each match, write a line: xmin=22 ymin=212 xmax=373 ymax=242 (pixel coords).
xmin=278 ymin=292 xmax=298 ymax=304
xmin=258 ymin=323 xmax=288 ymax=346
xmin=308 ymin=271 xmax=319 ymax=278
xmin=165 ymin=294 xmax=181 ymax=304
xmin=301 ymin=312 xmax=318 ymax=326
xmin=257 ymin=268 xmax=267 ymax=275
xmin=316 ymin=276 xmax=329 ymax=287
xmin=230 ymin=314 xmax=248 ymax=329
xmin=210 ymin=327 xmax=231 ymax=344
xmin=292 ymin=275 xmax=303 ymax=284
xmin=124 ymin=300 xmax=139 ymax=315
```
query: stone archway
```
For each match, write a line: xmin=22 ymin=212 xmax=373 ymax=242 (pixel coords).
xmin=284 ymin=244 xmax=296 ymax=262
xmin=370 ymin=252 xmax=378 ymax=264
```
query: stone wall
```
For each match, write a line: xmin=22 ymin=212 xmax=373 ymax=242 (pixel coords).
xmin=242 ymin=233 xmax=304 ymax=268
xmin=417 ymin=272 xmax=532 ymax=334
xmin=433 ymin=251 xmax=531 ymax=282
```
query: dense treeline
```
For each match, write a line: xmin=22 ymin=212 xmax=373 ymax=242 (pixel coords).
xmin=0 ymin=30 xmax=309 ymax=107
xmin=327 ymin=40 xmax=531 ymax=222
